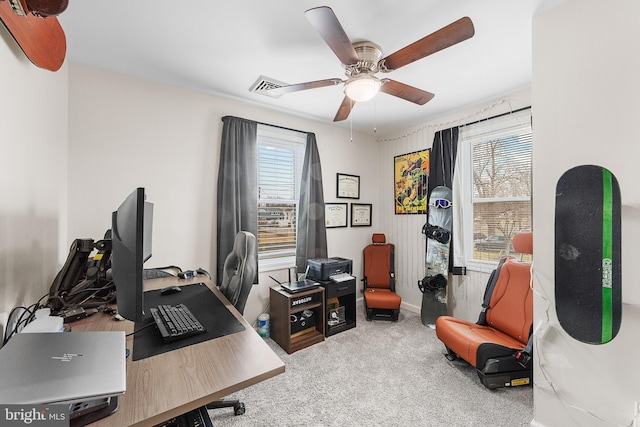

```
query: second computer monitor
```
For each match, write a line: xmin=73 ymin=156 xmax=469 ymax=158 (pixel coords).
xmin=111 ymin=187 xmax=153 ymax=322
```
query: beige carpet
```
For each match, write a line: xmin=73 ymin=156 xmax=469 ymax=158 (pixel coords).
xmin=210 ymin=302 xmax=533 ymax=426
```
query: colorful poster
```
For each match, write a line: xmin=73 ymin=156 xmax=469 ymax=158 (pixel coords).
xmin=394 ymin=149 xmax=430 ymax=214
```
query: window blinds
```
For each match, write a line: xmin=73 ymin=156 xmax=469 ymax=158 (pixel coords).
xmin=256 ymin=125 xmax=306 ymax=259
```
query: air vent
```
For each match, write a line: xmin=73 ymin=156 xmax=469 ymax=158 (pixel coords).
xmin=249 ymin=75 xmax=289 ymax=98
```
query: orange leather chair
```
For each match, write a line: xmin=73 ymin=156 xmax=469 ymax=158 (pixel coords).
xmin=363 ymin=233 xmax=401 ymax=321
xmin=435 ymin=231 xmax=533 ymax=388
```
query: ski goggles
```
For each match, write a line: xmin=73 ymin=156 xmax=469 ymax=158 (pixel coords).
xmin=430 ymin=199 xmax=452 ymax=208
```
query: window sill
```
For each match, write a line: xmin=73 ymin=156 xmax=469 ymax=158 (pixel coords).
xmin=464 ymin=259 xmax=498 ymax=274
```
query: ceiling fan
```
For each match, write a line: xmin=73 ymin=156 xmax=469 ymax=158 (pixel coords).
xmin=267 ymin=6 xmax=475 ymax=122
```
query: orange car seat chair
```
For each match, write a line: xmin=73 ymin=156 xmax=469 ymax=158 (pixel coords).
xmin=435 ymin=231 xmax=533 ymax=388
xmin=363 ymin=233 xmax=401 ymax=321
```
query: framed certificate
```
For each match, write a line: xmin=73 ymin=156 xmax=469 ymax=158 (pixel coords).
xmin=337 ymin=173 xmax=360 ymax=199
xmin=325 ymin=203 xmax=348 ymax=228
xmin=350 ymin=203 xmax=372 ymax=227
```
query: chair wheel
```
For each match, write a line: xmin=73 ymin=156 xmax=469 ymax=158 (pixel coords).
xmin=233 ymin=402 xmax=245 ymax=416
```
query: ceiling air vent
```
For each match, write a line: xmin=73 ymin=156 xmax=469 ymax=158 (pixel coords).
xmin=249 ymin=75 xmax=288 ymax=98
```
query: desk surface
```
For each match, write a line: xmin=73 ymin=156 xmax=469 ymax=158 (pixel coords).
xmin=72 ymin=276 xmax=285 ymax=427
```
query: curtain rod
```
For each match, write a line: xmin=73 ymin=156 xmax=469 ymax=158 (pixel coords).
xmin=257 ymin=106 xmax=531 ymax=135
xmin=376 ymin=101 xmax=532 ymax=143
xmin=460 ymin=105 xmax=531 ymax=128
xmin=221 ymin=115 xmax=309 ymax=135
xmin=227 ymin=104 xmax=531 ymax=141
xmin=257 ymin=121 xmax=309 ymax=135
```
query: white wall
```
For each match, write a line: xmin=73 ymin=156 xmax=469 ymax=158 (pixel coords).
xmin=532 ymin=1 xmax=640 ymax=425
xmin=378 ymin=90 xmax=531 ymax=320
xmin=0 ymin=30 xmax=68 ymax=338
xmin=67 ymin=63 xmax=379 ymax=325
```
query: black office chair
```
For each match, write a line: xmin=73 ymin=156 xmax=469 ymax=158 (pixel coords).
xmin=206 ymin=231 xmax=257 ymax=416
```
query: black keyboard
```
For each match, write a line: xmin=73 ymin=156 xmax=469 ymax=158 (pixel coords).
xmin=150 ymin=303 xmax=206 ymax=342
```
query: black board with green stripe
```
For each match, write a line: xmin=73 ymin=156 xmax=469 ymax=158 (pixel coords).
xmin=555 ymin=165 xmax=621 ymax=344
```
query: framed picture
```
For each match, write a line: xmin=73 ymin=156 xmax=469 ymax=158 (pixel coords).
xmin=336 ymin=173 xmax=360 ymax=199
xmin=325 ymin=203 xmax=348 ymax=228
xmin=394 ymin=149 xmax=430 ymax=214
xmin=351 ymin=203 xmax=372 ymax=227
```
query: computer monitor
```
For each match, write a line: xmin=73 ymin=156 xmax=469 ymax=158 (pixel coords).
xmin=111 ymin=187 xmax=154 ymax=322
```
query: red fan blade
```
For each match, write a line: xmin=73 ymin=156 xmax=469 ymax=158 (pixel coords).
xmin=379 ymin=17 xmax=474 ymax=72
xmin=305 ymin=6 xmax=360 ymax=66
xmin=380 ymin=79 xmax=435 ymax=105
xmin=333 ymin=96 xmax=354 ymax=122
xmin=0 ymin=0 xmax=66 ymax=71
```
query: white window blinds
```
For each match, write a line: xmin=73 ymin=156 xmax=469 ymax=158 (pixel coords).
xmin=460 ymin=108 xmax=532 ymax=264
xmin=256 ymin=124 xmax=306 ymax=261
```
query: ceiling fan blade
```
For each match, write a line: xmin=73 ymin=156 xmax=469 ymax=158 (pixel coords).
xmin=334 ymin=96 xmax=354 ymax=122
xmin=305 ymin=6 xmax=360 ymax=66
xmin=380 ymin=79 xmax=435 ymax=105
xmin=268 ymin=79 xmax=343 ymax=96
xmin=379 ymin=16 xmax=475 ymax=72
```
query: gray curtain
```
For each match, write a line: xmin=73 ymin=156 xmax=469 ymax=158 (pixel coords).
xmin=216 ymin=116 xmax=258 ymax=284
xmin=427 ymin=127 xmax=459 ymax=193
xmin=296 ymin=133 xmax=328 ymax=272
xmin=428 ymin=127 xmax=465 ymax=275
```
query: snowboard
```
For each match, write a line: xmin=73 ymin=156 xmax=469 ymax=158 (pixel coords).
xmin=420 ymin=186 xmax=452 ymax=326
xmin=0 ymin=0 xmax=66 ymax=71
xmin=555 ymin=165 xmax=621 ymax=344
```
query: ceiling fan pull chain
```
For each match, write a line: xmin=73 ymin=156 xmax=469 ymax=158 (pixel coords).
xmin=350 ymin=98 xmax=353 ymax=143
xmin=373 ymin=97 xmax=377 ymax=133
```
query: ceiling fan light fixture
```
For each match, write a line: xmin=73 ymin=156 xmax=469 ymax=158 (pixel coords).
xmin=344 ymin=74 xmax=381 ymax=102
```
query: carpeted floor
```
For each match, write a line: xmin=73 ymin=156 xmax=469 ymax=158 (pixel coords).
xmin=209 ymin=302 xmax=533 ymax=426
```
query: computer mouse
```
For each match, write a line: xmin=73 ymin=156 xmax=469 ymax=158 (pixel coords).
xmin=160 ymin=286 xmax=182 ymax=295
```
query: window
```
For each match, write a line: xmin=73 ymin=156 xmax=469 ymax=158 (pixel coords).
xmin=256 ymin=124 xmax=306 ymax=266
xmin=460 ymin=108 xmax=532 ymax=268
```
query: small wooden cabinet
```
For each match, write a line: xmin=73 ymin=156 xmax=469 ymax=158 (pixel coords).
xmin=320 ymin=278 xmax=356 ymax=337
xmin=269 ymin=286 xmax=325 ymax=354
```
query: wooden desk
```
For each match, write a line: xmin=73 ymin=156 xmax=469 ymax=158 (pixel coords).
xmin=72 ymin=276 xmax=285 ymax=427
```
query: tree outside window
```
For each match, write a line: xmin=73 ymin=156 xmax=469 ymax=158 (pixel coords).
xmin=462 ymin=110 xmax=532 ymax=264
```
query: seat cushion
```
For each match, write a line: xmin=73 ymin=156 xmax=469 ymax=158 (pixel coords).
xmin=364 ymin=288 xmax=401 ymax=310
xmin=435 ymin=316 xmax=526 ymax=368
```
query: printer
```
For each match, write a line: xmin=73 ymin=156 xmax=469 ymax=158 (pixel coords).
xmin=307 ymin=257 xmax=353 ymax=281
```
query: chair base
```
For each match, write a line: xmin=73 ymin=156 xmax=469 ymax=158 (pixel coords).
xmin=206 ymin=398 xmax=246 ymax=416
xmin=365 ymin=307 xmax=399 ymax=321
xmin=477 ymin=368 xmax=532 ymax=389
xmin=478 ymin=354 xmax=532 ymax=389
xmin=444 ymin=347 xmax=532 ymax=389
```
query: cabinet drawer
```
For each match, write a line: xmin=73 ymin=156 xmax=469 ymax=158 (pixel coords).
xmin=326 ymin=280 xmax=355 ymax=299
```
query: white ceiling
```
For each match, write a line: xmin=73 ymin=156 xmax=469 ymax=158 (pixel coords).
xmin=58 ymin=0 xmax=553 ymax=137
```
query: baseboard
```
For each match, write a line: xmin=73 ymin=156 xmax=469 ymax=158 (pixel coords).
xmin=401 ymin=301 xmax=420 ymax=314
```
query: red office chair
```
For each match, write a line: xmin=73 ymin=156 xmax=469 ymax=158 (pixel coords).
xmin=435 ymin=231 xmax=533 ymax=389
xmin=363 ymin=233 xmax=401 ymax=321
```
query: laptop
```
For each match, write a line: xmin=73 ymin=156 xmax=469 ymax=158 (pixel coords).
xmin=0 ymin=331 xmax=126 ymax=405
xmin=280 ymin=279 xmax=320 ymax=294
